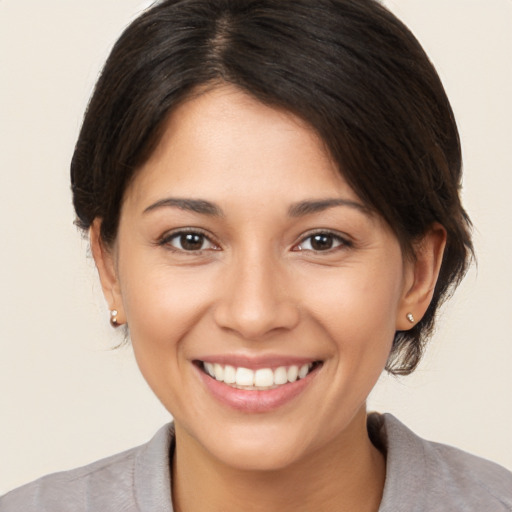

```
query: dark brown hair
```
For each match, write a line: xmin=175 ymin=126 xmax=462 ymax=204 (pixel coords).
xmin=71 ymin=0 xmax=473 ymax=374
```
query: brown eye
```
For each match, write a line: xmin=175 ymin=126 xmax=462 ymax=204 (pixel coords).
xmin=295 ymin=232 xmax=348 ymax=252
xmin=163 ymin=231 xmax=217 ymax=252
xmin=180 ymin=233 xmax=205 ymax=250
xmin=310 ymin=234 xmax=335 ymax=251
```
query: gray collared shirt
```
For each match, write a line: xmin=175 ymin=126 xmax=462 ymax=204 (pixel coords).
xmin=1 ymin=414 xmax=511 ymax=511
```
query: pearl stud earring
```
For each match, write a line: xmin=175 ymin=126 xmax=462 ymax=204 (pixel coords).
xmin=406 ymin=312 xmax=415 ymax=324
xmin=110 ymin=309 xmax=119 ymax=327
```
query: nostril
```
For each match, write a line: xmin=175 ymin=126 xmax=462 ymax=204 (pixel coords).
xmin=211 ymin=259 xmax=301 ymax=339
xmin=213 ymin=299 xmax=300 ymax=340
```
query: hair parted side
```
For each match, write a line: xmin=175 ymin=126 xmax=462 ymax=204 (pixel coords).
xmin=71 ymin=0 xmax=473 ymax=375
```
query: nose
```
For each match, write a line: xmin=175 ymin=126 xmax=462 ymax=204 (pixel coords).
xmin=213 ymin=249 xmax=300 ymax=340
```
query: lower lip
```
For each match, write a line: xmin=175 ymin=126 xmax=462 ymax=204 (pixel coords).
xmin=195 ymin=365 xmax=320 ymax=413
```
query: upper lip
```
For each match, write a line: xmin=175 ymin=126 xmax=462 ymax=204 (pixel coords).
xmin=194 ymin=354 xmax=321 ymax=370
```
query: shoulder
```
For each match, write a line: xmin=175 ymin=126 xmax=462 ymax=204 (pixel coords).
xmin=0 ymin=447 xmax=139 ymax=512
xmin=0 ymin=423 xmax=175 ymax=512
xmin=369 ymin=413 xmax=512 ymax=512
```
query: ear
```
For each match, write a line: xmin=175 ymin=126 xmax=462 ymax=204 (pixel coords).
xmin=396 ymin=223 xmax=447 ymax=330
xmin=89 ymin=219 xmax=126 ymax=326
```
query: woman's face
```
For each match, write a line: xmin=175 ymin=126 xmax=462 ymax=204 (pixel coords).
xmin=99 ymin=86 xmax=417 ymax=471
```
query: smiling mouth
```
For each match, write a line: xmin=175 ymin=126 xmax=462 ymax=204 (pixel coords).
xmin=197 ymin=361 xmax=323 ymax=391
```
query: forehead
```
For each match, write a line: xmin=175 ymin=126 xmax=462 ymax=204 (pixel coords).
xmin=124 ymin=85 xmax=361 ymax=213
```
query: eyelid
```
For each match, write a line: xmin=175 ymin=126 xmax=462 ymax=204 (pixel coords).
xmin=292 ymin=229 xmax=352 ymax=252
xmin=157 ymin=227 xmax=221 ymax=251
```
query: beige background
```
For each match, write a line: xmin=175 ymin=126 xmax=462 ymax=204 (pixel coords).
xmin=1 ymin=0 xmax=511 ymax=494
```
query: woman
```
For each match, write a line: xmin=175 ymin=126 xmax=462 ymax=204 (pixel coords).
xmin=1 ymin=0 xmax=511 ymax=510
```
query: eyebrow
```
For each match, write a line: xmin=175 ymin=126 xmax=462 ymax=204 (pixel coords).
xmin=143 ymin=196 xmax=368 ymax=218
xmin=143 ymin=198 xmax=224 ymax=216
xmin=288 ymin=198 xmax=369 ymax=217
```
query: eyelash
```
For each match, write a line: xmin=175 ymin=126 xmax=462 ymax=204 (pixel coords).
xmin=158 ymin=228 xmax=351 ymax=254
xmin=293 ymin=230 xmax=352 ymax=253
xmin=158 ymin=228 xmax=220 ymax=253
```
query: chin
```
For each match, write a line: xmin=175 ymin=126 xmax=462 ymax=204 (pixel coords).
xmin=183 ymin=419 xmax=317 ymax=472
xmin=213 ymin=436 xmax=309 ymax=472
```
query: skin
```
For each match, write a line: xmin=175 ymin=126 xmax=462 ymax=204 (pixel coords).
xmin=91 ymin=85 xmax=446 ymax=512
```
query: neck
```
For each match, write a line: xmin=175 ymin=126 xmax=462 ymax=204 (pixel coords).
xmin=171 ymin=409 xmax=386 ymax=512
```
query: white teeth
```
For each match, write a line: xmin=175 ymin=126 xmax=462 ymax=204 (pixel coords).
xmin=223 ymin=365 xmax=236 ymax=384
xmin=204 ymin=362 xmax=215 ymax=378
xmin=202 ymin=362 xmax=317 ymax=389
xmin=254 ymin=368 xmax=274 ymax=387
xmin=287 ymin=365 xmax=298 ymax=383
xmin=298 ymin=364 xmax=309 ymax=379
xmin=236 ymin=367 xmax=255 ymax=386
xmin=274 ymin=366 xmax=288 ymax=385
xmin=213 ymin=363 xmax=224 ymax=381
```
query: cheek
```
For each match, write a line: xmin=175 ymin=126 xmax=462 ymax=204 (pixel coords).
xmin=302 ymin=261 xmax=403 ymax=342
xmin=297 ymin=257 xmax=403 ymax=403
xmin=120 ymin=252 xmax=211 ymax=332
xmin=116 ymin=254 xmax=215 ymax=383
